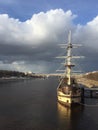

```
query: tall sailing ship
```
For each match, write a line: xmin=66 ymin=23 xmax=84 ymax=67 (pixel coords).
xmin=57 ymin=31 xmax=83 ymax=107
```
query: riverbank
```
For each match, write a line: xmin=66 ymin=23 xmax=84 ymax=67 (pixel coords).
xmin=77 ymin=71 xmax=98 ymax=88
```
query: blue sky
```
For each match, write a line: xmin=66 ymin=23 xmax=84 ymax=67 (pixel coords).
xmin=0 ymin=0 xmax=98 ymax=73
xmin=0 ymin=0 xmax=98 ymax=24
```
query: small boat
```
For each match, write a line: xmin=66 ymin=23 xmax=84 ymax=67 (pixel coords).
xmin=57 ymin=31 xmax=83 ymax=107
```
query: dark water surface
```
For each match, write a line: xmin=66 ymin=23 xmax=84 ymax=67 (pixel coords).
xmin=0 ymin=78 xmax=98 ymax=130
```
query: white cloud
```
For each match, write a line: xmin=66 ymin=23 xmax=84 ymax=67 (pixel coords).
xmin=0 ymin=9 xmax=76 ymax=45
xmin=0 ymin=60 xmax=50 ymax=73
xmin=0 ymin=9 xmax=98 ymax=72
xmin=72 ymin=16 xmax=98 ymax=49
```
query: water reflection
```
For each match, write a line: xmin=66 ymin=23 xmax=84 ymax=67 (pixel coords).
xmin=57 ymin=103 xmax=84 ymax=130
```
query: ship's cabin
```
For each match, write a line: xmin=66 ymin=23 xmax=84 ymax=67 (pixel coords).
xmin=58 ymin=77 xmax=81 ymax=95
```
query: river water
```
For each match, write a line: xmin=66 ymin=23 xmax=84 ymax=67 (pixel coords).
xmin=0 ymin=77 xmax=98 ymax=130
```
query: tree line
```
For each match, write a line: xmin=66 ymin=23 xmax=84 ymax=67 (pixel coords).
xmin=0 ymin=70 xmax=27 ymax=78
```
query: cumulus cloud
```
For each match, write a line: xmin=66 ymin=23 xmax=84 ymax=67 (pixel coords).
xmin=0 ymin=9 xmax=98 ymax=73
xmin=0 ymin=9 xmax=76 ymax=45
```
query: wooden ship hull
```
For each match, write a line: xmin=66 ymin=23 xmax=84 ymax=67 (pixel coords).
xmin=57 ymin=78 xmax=82 ymax=107
xmin=57 ymin=95 xmax=81 ymax=107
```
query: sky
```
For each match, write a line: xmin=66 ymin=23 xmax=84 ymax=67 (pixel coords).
xmin=0 ymin=0 xmax=98 ymax=73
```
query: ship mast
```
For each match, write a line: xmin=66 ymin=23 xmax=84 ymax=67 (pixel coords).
xmin=66 ymin=31 xmax=74 ymax=85
xmin=56 ymin=31 xmax=84 ymax=85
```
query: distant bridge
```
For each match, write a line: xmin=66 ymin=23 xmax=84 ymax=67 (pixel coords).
xmin=32 ymin=73 xmax=64 ymax=77
xmin=45 ymin=73 xmax=64 ymax=77
xmin=31 ymin=73 xmax=81 ymax=78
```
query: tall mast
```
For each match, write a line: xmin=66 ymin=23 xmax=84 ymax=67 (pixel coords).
xmin=56 ymin=31 xmax=84 ymax=85
xmin=66 ymin=31 xmax=73 ymax=85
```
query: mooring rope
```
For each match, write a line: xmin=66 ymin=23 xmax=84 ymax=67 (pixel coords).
xmin=78 ymin=102 xmax=98 ymax=107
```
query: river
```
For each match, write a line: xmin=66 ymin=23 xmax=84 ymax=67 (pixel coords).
xmin=0 ymin=77 xmax=98 ymax=130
